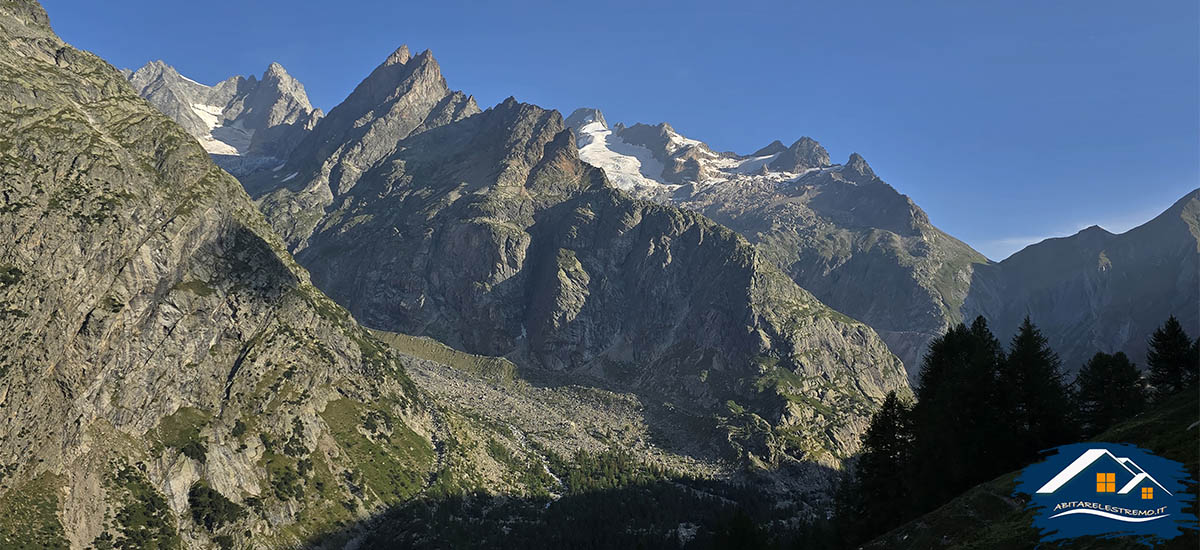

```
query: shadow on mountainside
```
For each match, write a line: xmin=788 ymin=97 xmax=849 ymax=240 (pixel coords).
xmin=300 ymin=468 xmax=841 ymax=550
xmin=958 ymin=189 xmax=1200 ymax=378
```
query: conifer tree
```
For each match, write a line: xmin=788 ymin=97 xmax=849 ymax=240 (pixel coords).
xmin=1147 ymin=316 xmax=1197 ymax=398
xmin=999 ymin=317 xmax=1076 ymax=464
xmin=839 ymin=391 xmax=914 ymax=546
xmin=911 ymin=317 xmax=1007 ymax=508
xmin=1074 ymin=351 xmax=1146 ymax=437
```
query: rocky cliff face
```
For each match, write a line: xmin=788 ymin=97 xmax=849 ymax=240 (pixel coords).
xmin=127 ymin=59 xmax=323 ymax=166
xmin=0 ymin=5 xmax=543 ymax=547
xmin=567 ymin=108 xmax=988 ymax=377
xmin=677 ymin=157 xmax=989 ymax=378
xmin=963 ymin=190 xmax=1200 ymax=373
xmin=253 ymin=78 xmax=910 ymax=466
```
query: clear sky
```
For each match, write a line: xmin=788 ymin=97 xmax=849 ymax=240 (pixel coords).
xmin=41 ymin=0 xmax=1199 ymax=260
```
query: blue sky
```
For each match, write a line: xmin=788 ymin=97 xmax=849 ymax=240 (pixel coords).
xmin=42 ymin=0 xmax=1198 ymax=260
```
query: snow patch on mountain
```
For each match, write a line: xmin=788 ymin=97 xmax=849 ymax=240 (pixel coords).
xmin=576 ymin=120 xmax=674 ymax=193
xmin=189 ymin=102 xmax=255 ymax=155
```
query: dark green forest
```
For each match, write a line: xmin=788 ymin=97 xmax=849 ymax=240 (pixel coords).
xmin=835 ymin=315 xmax=1200 ymax=549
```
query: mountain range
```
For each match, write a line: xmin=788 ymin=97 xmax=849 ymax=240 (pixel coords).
xmin=135 ymin=53 xmax=1200 ymax=381
xmin=561 ymin=107 xmax=1198 ymax=377
xmin=1 ymin=0 xmax=1196 ymax=547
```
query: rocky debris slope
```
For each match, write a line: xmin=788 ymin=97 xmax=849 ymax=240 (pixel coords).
xmin=963 ymin=189 xmax=1200 ymax=373
xmin=566 ymin=108 xmax=988 ymax=377
xmin=253 ymin=74 xmax=910 ymax=467
xmin=127 ymin=59 xmax=323 ymax=167
xmin=0 ymin=4 xmax=552 ymax=548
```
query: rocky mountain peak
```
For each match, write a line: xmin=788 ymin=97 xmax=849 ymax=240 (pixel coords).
xmin=251 ymin=45 xmax=480 ymax=247
xmin=769 ymin=136 xmax=831 ymax=172
xmin=750 ymin=139 xmax=787 ymax=157
xmin=385 ymin=44 xmax=411 ymax=66
xmin=263 ymin=61 xmax=288 ymax=79
xmin=253 ymin=61 xmax=312 ymax=109
xmin=565 ymin=107 xmax=607 ymax=132
xmin=349 ymin=46 xmax=449 ymax=114
xmin=841 ymin=152 xmax=877 ymax=182
xmin=126 ymin=58 xmax=321 ymax=160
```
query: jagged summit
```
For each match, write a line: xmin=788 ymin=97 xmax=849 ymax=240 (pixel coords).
xmin=252 ymin=45 xmax=480 ymax=247
xmin=565 ymin=107 xmax=606 ymax=132
xmin=126 ymin=59 xmax=321 ymax=160
xmin=769 ymin=136 xmax=832 ymax=172
xmin=263 ymin=61 xmax=290 ymax=80
xmin=567 ymin=107 xmax=849 ymax=196
xmin=384 ymin=44 xmax=411 ymax=66
xmin=841 ymin=152 xmax=877 ymax=182
xmin=750 ymin=139 xmax=788 ymax=157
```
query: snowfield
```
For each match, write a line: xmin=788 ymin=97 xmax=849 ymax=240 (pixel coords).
xmin=576 ymin=120 xmax=672 ymax=192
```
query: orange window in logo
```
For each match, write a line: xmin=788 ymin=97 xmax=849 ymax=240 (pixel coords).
xmin=1096 ymin=473 xmax=1116 ymax=493
xmin=1142 ymin=487 xmax=1153 ymax=499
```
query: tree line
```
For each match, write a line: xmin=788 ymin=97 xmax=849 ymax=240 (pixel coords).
xmin=835 ymin=315 xmax=1200 ymax=547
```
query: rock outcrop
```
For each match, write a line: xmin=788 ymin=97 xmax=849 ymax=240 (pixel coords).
xmin=768 ymin=137 xmax=832 ymax=172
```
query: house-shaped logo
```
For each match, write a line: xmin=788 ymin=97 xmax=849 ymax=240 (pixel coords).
xmin=1035 ymin=448 xmax=1172 ymax=521
xmin=1015 ymin=443 xmax=1196 ymax=544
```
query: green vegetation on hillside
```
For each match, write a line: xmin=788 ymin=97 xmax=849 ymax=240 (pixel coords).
xmin=369 ymin=329 xmax=519 ymax=386
xmin=320 ymin=398 xmax=434 ymax=505
xmin=0 ymin=472 xmax=68 ymax=549
xmin=155 ymin=407 xmax=210 ymax=463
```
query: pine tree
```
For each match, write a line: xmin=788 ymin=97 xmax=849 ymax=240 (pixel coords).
xmin=1147 ymin=316 xmax=1197 ymax=398
xmin=999 ymin=317 xmax=1076 ymax=465
xmin=911 ymin=317 xmax=1008 ymax=508
xmin=841 ymin=391 xmax=915 ymax=546
xmin=1074 ymin=351 xmax=1146 ymax=437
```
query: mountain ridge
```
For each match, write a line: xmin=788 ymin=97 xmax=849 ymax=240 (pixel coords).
xmin=565 ymin=106 xmax=1198 ymax=377
xmin=126 ymin=58 xmax=324 ymax=175
xmin=246 ymin=63 xmax=913 ymax=467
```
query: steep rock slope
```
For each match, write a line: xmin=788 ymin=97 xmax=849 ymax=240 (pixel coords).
xmin=963 ymin=189 xmax=1200 ymax=373
xmin=568 ymin=107 xmax=1198 ymax=379
xmin=678 ymin=153 xmax=988 ymax=378
xmin=256 ymin=76 xmax=910 ymax=465
xmin=127 ymin=59 xmax=323 ymax=163
xmin=0 ymin=5 xmax=541 ymax=547
xmin=250 ymin=46 xmax=480 ymax=247
xmin=567 ymin=108 xmax=988 ymax=376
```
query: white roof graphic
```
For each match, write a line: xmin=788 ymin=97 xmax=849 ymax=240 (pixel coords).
xmin=1036 ymin=449 xmax=1172 ymax=496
